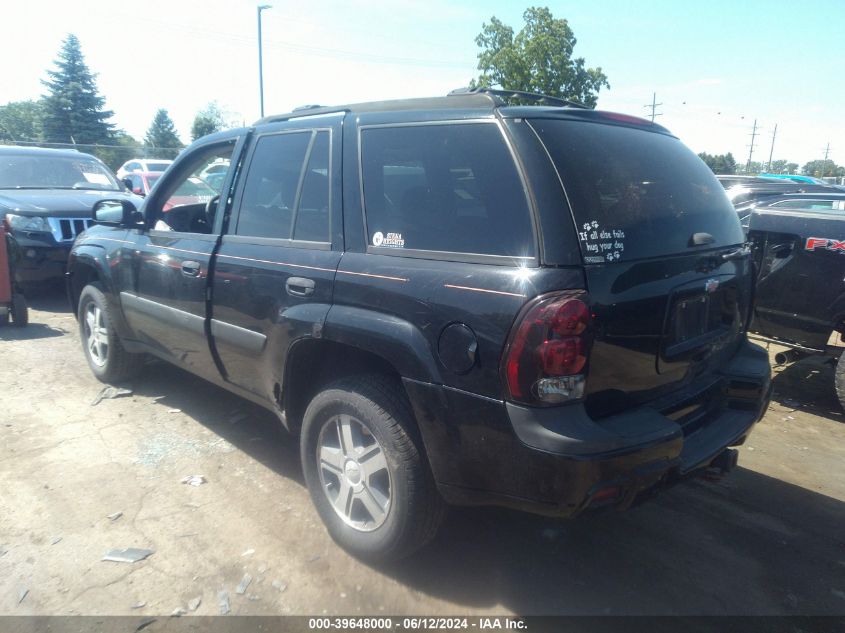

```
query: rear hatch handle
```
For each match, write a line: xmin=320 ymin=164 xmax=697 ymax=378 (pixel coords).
xmin=721 ymin=245 xmax=752 ymax=261
xmin=689 ymin=232 xmax=715 ymax=246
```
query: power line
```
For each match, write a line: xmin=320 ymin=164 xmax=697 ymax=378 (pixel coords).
xmin=3 ymin=140 xmax=182 ymax=151
xmin=643 ymin=92 xmax=662 ymax=122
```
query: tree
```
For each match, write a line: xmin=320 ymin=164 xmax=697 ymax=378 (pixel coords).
xmin=765 ymin=159 xmax=790 ymax=174
xmin=803 ymin=159 xmax=845 ymax=179
xmin=144 ymin=109 xmax=182 ymax=159
xmin=191 ymin=102 xmax=228 ymax=141
xmin=41 ymin=34 xmax=114 ymax=145
xmin=97 ymin=131 xmax=141 ymax=171
xmin=471 ymin=7 xmax=609 ymax=108
xmin=785 ymin=162 xmax=799 ymax=175
xmin=0 ymin=100 xmax=43 ymax=143
xmin=697 ymin=152 xmax=737 ymax=175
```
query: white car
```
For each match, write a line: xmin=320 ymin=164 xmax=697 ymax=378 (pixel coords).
xmin=116 ymin=158 xmax=173 ymax=179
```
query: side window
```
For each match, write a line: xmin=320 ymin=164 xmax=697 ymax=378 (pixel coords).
xmin=293 ymin=131 xmax=330 ymax=242
xmin=129 ymin=174 xmax=143 ymax=194
xmin=236 ymin=132 xmax=311 ymax=239
xmin=360 ymin=123 xmax=534 ymax=257
xmin=149 ymin=141 xmax=236 ymax=234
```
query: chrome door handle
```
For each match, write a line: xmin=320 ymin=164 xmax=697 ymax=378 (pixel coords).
xmin=286 ymin=277 xmax=315 ymax=297
xmin=181 ymin=260 xmax=201 ymax=277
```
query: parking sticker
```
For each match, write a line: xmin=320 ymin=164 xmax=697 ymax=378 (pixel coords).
xmin=372 ymin=231 xmax=405 ymax=248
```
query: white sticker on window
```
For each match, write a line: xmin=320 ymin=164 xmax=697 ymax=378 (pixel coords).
xmin=373 ymin=231 xmax=404 ymax=248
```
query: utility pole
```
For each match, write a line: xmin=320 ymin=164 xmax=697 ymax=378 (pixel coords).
xmin=257 ymin=4 xmax=272 ymax=119
xmin=745 ymin=119 xmax=758 ymax=174
xmin=820 ymin=143 xmax=831 ymax=178
xmin=643 ymin=92 xmax=663 ymax=122
xmin=766 ymin=124 xmax=777 ymax=172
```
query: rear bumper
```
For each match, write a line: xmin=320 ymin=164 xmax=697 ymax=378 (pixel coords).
xmin=406 ymin=339 xmax=771 ymax=517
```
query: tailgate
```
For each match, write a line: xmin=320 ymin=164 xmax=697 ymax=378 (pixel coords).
xmin=529 ymin=117 xmax=750 ymax=419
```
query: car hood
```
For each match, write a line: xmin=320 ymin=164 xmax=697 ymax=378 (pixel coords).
xmin=0 ymin=189 xmax=143 ymax=216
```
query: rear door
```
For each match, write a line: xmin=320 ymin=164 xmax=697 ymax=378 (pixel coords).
xmin=210 ymin=116 xmax=342 ymax=399
xmin=529 ymin=118 xmax=751 ymax=419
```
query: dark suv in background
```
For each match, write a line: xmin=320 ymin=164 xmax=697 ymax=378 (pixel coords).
xmin=0 ymin=146 xmax=141 ymax=286
xmin=67 ymin=88 xmax=771 ymax=560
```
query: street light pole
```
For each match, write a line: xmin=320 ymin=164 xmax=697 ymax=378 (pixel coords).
xmin=257 ymin=4 xmax=272 ymax=118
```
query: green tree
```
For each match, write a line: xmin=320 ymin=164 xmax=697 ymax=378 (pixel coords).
xmin=803 ymin=159 xmax=845 ymax=178
xmin=41 ymin=34 xmax=114 ymax=145
xmin=785 ymin=162 xmax=799 ymax=175
xmin=144 ymin=109 xmax=182 ymax=159
xmin=97 ymin=131 xmax=142 ymax=171
xmin=471 ymin=7 xmax=609 ymax=108
xmin=697 ymin=152 xmax=737 ymax=175
xmin=191 ymin=102 xmax=228 ymax=141
xmin=0 ymin=100 xmax=44 ymax=143
xmin=766 ymin=159 xmax=788 ymax=174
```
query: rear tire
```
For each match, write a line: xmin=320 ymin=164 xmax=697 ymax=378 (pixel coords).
xmin=78 ymin=283 xmax=144 ymax=383
xmin=11 ymin=293 xmax=28 ymax=327
xmin=300 ymin=375 xmax=444 ymax=562
xmin=834 ymin=351 xmax=845 ymax=411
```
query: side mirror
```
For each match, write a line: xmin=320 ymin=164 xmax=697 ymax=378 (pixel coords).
xmin=121 ymin=177 xmax=133 ymax=191
xmin=92 ymin=199 xmax=142 ymax=226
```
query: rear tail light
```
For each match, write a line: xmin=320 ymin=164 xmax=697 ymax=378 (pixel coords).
xmin=502 ymin=292 xmax=592 ymax=405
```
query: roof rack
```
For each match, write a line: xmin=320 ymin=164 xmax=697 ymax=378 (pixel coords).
xmin=448 ymin=86 xmax=589 ymax=109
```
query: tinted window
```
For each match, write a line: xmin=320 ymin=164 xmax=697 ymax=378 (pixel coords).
xmin=533 ymin=120 xmax=745 ymax=262
xmin=361 ymin=123 xmax=534 ymax=258
xmin=292 ymin=131 xmax=330 ymax=242
xmin=236 ymin=132 xmax=311 ymax=239
xmin=770 ymin=199 xmax=842 ymax=211
xmin=146 ymin=161 xmax=171 ymax=172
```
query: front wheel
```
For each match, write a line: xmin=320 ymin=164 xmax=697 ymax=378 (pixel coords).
xmin=300 ymin=375 xmax=444 ymax=561
xmin=78 ymin=283 xmax=144 ymax=383
xmin=834 ymin=351 xmax=845 ymax=411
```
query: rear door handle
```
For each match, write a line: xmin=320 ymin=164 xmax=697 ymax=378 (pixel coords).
xmin=181 ymin=260 xmax=201 ymax=277
xmin=286 ymin=276 xmax=315 ymax=297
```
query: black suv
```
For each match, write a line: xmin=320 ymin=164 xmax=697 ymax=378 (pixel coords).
xmin=0 ymin=146 xmax=141 ymax=285
xmin=67 ymin=89 xmax=771 ymax=560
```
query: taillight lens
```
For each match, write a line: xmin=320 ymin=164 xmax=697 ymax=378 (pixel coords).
xmin=503 ymin=292 xmax=592 ymax=405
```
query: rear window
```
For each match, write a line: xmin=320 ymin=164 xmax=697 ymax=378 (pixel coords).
xmin=532 ymin=120 xmax=744 ymax=263
xmin=360 ymin=123 xmax=535 ymax=259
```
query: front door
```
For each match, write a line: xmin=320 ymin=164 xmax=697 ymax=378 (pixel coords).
xmin=122 ymin=137 xmax=241 ymax=379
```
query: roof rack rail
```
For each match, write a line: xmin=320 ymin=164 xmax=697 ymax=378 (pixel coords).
xmin=292 ymin=104 xmax=324 ymax=112
xmin=448 ymin=86 xmax=589 ymax=109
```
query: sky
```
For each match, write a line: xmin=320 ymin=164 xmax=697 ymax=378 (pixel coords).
xmin=1 ymin=0 xmax=842 ymax=169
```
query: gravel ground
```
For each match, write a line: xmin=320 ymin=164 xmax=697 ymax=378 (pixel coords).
xmin=1 ymin=288 xmax=844 ymax=616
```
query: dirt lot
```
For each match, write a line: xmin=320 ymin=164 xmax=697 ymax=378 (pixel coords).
xmin=1 ymin=287 xmax=844 ymax=617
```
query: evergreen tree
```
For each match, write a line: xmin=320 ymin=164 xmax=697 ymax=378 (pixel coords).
xmin=144 ymin=109 xmax=183 ymax=159
xmin=41 ymin=34 xmax=114 ymax=145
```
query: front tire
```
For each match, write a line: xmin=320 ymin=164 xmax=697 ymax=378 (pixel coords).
xmin=300 ymin=375 xmax=444 ymax=561
xmin=11 ymin=292 xmax=28 ymax=327
xmin=834 ymin=351 xmax=845 ymax=411
xmin=78 ymin=283 xmax=143 ymax=383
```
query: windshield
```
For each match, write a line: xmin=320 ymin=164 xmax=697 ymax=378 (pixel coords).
xmin=0 ymin=153 xmax=120 ymax=190
xmin=532 ymin=119 xmax=745 ymax=262
xmin=145 ymin=161 xmax=171 ymax=172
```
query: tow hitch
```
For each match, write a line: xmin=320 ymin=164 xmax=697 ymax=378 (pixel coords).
xmin=701 ymin=448 xmax=739 ymax=481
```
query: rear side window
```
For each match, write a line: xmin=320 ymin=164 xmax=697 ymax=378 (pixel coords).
xmin=236 ymin=132 xmax=311 ymax=239
xmin=532 ymin=120 xmax=745 ymax=262
xmin=361 ymin=123 xmax=534 ymax=258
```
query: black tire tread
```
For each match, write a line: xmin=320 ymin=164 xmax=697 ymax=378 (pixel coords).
xmin=11 ymin=293 xmax=28 ymax=327
xmin=834 ymin=351 xmax=845 ymax=411
xmin=79 ymin=282 xmax=143 ymax=383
